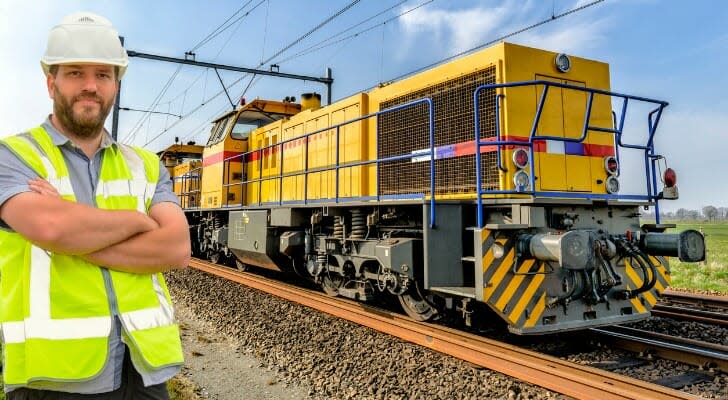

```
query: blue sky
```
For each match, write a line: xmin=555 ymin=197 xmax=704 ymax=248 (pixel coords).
xmin=1 ymin=0 xmax=726 ymax=212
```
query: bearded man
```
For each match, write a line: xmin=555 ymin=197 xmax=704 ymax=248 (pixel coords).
xmin=0 ymin=12 xmax=189 ymax=400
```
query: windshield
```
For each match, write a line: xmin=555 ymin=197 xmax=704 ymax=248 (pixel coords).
xmin=231 ymin=120 xmax=265 ymax=140
xmin=206 ymin=117 xmax=233 ymax=146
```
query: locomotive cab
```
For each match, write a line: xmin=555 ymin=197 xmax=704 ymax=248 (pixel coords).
xmin=200 ymin=99 xmax=302 ymax=209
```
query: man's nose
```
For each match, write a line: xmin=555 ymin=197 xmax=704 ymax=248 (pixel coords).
xmin=80 ymin=75 xmax=99 ymax=92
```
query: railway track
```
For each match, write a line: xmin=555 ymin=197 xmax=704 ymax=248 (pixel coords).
xmin=187 ymin=258 xmax=699 ymax=400
xmin=590 ymin=325 xmax=728 ymax=371
xmin=655 ymin=290 xmax=728 ymax=326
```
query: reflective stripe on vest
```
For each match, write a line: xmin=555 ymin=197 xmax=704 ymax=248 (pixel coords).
xmin=1 ymin=247 xmax=112 ymax=344
xmin=120 ymin=274 xmax=174 ymax=331
xmin=96 ymin=145 xmax=156 ymax=214
xmin=1 ymin=134 xmax=75 ymax=199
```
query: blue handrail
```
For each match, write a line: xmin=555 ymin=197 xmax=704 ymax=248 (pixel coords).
xmin=473 ymin=80 xmax=669 ymax=228
xmin=183 ymin=98 xmax=438 ymax=226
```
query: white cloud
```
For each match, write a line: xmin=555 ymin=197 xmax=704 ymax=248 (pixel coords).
xmin=397 ymin=1 xmax=610 ymax=58
xmin=516 ymin=17 xmax=610 ymax=54
xmin=399 ymin=2 xmax=514 ymax=54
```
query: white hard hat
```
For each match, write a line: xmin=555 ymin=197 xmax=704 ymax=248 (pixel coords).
xmin=41 ymin=12 xmax=129 ymax=79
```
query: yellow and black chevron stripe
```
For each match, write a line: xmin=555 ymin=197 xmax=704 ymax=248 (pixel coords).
xmin=480 ymin=229 xmax=548 ymax=329
xmin=623 ymin=255 xmax=670 ymax=313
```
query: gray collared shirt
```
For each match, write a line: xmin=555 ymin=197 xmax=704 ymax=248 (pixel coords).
xmin=0 ymin=118 xmax=182 ymax=394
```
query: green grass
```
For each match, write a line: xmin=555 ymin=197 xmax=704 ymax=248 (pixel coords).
xmin=663 ymin=221 xmax=728 ymax=293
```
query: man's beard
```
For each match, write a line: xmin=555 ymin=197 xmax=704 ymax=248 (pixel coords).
xmin=53 ymin=86 xmax=113 ymax=139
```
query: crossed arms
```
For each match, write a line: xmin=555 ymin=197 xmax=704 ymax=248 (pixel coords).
xmin=0 ymin=178 xmax=190 ymax=273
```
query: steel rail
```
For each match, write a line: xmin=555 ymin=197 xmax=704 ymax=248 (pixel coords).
xmin=652 ymin=304 xmax=728 ymax=327
xmin=655 ymin=290 xmax=728 ymax=326
xmin=187 ymin=259 xmax=699 ymax=400
xmin=661 ymin=290 xmax=728 ymax=310
xmin=590 ymin=325 xmax=728 ymax=371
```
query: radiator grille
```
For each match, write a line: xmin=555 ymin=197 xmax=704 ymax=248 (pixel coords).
xmin=378 ymin=66 xmax=499 ymax=196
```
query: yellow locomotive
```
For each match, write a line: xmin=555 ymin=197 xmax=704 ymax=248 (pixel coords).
xmin=163 ymin=42 xmax=704 ymax=334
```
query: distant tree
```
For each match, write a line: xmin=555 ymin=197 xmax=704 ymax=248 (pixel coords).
xmin=662 ymin=211 xmax=674 ymax=220
xmin=675 ymin=208 xmax=688 ymax=220
xmin=703 ymin=205 xmax=718 ymax=221
xmin=687 ymin=209 xmax=700 ymax=220
xmin=718 ymin=207 xmax=728 ymax=220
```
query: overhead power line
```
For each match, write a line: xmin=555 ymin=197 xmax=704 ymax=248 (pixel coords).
xmin=237 ymin=0 xmax=362 ymax=102
xmin=132 ymin=0 xmax=356 ymax=147
xmin=261 ymin=0 xmax=362 ymax=67
xmin=122 ymin=64 xmax=183 ymax=144
xmin=276 ymin=0 xmax=433 ymax=65
xmin=190 ymin=0 xmax=261 ymax=52
xmin=387 ymin=0 xmax=607 ymax=84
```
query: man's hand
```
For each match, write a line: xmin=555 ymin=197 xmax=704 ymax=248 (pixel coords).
xmin=81 ymin=202 xmax=191 ymax=273
xmin=28 ymin=178 xmax=61 ymax=198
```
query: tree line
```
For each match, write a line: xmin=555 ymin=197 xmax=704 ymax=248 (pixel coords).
xmin=642 ymin=206 xmax=726 ymax=221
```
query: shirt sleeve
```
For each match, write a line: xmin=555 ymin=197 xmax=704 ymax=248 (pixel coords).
xmin=0 ymin=143 xmax=41 ymax=230
xmin=150 ymin=161 xmax=180 ymax=207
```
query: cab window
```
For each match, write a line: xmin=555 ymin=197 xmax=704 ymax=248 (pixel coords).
xmin=231 ymin=121 xmax=261 ymax=140
xmin=206 ymin=119 xmax=227 ymax=146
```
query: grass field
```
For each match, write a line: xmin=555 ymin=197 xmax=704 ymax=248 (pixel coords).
xmin=665 ymin=221 xmax=728 ymax=293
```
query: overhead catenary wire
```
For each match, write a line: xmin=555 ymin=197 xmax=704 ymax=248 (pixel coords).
xmin=142 ymin=73 xmax=251 ymax=147
xmin=142 ymin=0 xmax=369 ymax=147
xmin=275 ymin=0 xmax=434 ymax=65
xmin=384 ymin=0 xmax=607 ymax=85
xmin=236 ymin=0 xmax=363 ymax=101
xmin=277 ymin=0 xmax=411 ymax=65
xmin=124 ymin=1 xmax=262 ymax=145
xmin=189 ymin=0 xmax=259 ymax=52
xmin=261 ymin=0 xmax=362 ymax=67
xmin=121 ymin=64 xmax=183 ymax=144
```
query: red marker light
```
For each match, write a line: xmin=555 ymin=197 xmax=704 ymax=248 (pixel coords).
xmin=664 ymin=168 xmax=677 ymax=188
xmin=604 ymin=156 xmax=619 ymax=175
xmin=512 ymin=148 xmax=529 ymax=169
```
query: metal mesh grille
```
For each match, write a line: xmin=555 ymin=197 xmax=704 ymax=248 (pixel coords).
xmin=378 ymin=66 xmax=498 ymax=196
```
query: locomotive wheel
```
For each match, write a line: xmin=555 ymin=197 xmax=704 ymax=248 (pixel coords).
xmin=235 ymin=259 xmax=249 ymax=272
xmin=321 ymin=274 xmax=343 ymax=297
xmin=208 ymin=250 xmax=220 ymax=264
xmin=399 ymin=288 xmax=438 ymax=322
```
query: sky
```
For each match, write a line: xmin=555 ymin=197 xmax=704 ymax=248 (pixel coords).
xmin=1 ymin=0 xmax=726 ymax=212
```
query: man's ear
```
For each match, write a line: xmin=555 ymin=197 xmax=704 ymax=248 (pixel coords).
xmin=46 ymin=73 xmax=56 ymax=100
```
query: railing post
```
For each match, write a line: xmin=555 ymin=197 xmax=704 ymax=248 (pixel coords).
xmin=474 ymin=88 xmax=484 ymax=228
xmin=335 ymin=126 xmax=340 ymax=203
xmin=279 ymin=142 xmax=284 ymax=205
xmin=304 ymin=137 xmax=309 ymax=204
xmin=428 ymin=98 xmax=436 ymax=228
xmin=258 ymin=149 xmax=263 ymax=206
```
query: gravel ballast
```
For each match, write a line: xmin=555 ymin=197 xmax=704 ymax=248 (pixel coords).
xmin=167 ymin=267 xmax=727 ymax=399
xmin=167 ymin=268 xmax=565 ymax=399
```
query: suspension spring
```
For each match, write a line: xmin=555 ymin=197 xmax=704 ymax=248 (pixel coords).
xmin=333 ymin=216 xmax=344 ymax=239
xmin=317 ymin=253 xmax=328 ymax=269
xmin=350 ymin=209 xmax=366 ymax=240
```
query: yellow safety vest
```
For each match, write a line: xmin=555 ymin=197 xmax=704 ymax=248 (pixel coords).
xmin=0 ymin=127 xmax=183 ymax=386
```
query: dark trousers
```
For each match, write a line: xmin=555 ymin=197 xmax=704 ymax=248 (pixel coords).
xmin=6 ymin=349 xmax=169 ymax=400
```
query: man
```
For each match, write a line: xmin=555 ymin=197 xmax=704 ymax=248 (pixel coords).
xmin=0 ymin=12 xmax=190 ymax=399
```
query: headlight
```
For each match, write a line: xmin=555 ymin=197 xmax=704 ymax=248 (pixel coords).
xmin=606 ymin=175 xmax=620 ymax=194
xmin=513 ymin=170 xmax=530 ymax=191
xmin=555 ymin=53 xmax=571 ymax=73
